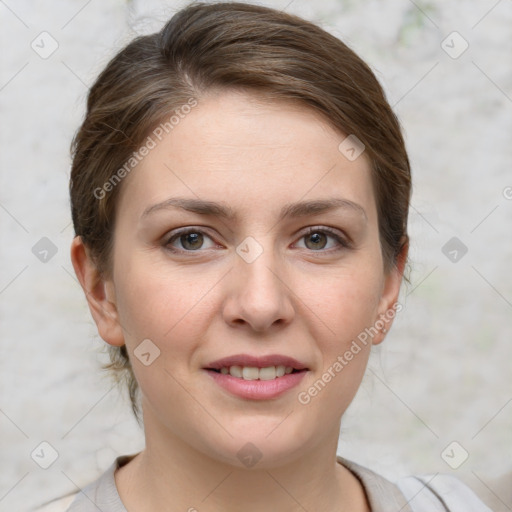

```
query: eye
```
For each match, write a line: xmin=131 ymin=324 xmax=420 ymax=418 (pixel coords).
xmin=163 ymin=226 xmax=350 ymax=254
xmin=164 ymin=228 xmax=217 ymax=252
xmin=294 ymin=227 xmax=350 ymax=252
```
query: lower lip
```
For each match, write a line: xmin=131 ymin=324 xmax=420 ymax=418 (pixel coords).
xmin=204 ymin=369 xmax=307 ymax=400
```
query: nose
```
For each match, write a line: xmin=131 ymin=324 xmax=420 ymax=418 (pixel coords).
xmin=222 ymin=240 xmax=295 ymax=333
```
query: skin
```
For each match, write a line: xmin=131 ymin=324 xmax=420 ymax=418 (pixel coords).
xmin=71 ymin=89 xmax=407 ymax=512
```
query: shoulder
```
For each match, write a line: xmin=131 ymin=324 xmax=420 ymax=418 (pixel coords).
xmin=32 ymin=454 xmax=137 ymax=512
xmin=338 ymin=456 xmax=493 ymax=512
xmin=397 ymin=473 xmax=494 ymax=511
xmin=338 ymin=456 xmax=415 ymax=511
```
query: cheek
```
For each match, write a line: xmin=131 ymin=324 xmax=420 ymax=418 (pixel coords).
xmin=113 ymin=254 xmax=220 ymax=361
xmin=113 ymin=264 xmax=216 ymax=417
xmin=118 ymin=281 xmax=192 ymax=337
xmin=311 ymin=263 xmax=383 ymax=341
xmin=297 ymin=263 xmax=382 ymax=414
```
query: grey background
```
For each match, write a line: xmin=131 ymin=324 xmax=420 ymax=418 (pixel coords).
xmin=1 ymin=0 xmax=511 ymax=510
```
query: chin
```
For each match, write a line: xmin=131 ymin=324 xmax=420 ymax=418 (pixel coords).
xmin=201 ymin=418 xmax=314 ymax=470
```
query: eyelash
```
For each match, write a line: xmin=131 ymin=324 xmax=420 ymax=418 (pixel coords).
xmin=163 ymin=226 xmax=351 ymax=255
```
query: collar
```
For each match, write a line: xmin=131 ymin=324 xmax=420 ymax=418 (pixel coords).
xmin=69 ymin=454 xmax=413 ymax=511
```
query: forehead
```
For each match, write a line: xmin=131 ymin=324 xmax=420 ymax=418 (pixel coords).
xmin=116 ymin=90 xmax=376 ymax=223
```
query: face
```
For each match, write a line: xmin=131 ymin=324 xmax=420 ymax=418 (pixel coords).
xmin=86 ymin=90 xmax=403 ymax=468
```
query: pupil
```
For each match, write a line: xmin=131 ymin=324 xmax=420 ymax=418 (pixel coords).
xmin=307 ymin=232 xmax=326 ymax=250
xmin=183 ymin=232 xmax=202 ymax=250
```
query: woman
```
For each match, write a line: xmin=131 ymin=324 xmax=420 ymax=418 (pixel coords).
xmin=38 ymin=2 xmax=492 ymax=510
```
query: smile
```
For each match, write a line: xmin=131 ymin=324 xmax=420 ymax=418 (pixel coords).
xmin=204 ymin=353 xmax=309 ymax=399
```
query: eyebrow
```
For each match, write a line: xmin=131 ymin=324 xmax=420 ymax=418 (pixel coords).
xmin=141 ymin=197 xmax=367 ymax=223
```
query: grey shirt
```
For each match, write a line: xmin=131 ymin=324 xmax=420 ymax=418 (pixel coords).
xmin=37 ymin=454 xmax=414 ymax=511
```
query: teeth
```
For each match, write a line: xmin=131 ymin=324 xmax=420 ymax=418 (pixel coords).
xmin=259 ymin=366 xmax=276 ymax=380
xmin=242 ymin=366 xmax=260 ymax=380
xmin=216 ymin=365 xmax=299 ymax=380
xmin=230 ymin=365 xmax=243 ymax=378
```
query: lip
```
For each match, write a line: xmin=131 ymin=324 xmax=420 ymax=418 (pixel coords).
xmin=204 ymin=353 xmax=308 ymax=371
xmin=203 ymin=353 xmax=310 ymax=400
xmin=204 ymin=368 xmax=307 ymax=400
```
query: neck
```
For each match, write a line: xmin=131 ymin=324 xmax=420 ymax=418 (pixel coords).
xmin=115 ymin=410 xmax=370 ymax=512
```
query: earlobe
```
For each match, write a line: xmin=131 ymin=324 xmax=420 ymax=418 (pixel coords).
xmin=373 ymin=238 xmax=409 ymax=346
xmin=70 ymin=236 xmax=125 ymax=347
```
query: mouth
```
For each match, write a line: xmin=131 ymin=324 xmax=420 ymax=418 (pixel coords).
xmin=203 ymin=354 xmax=309 ymax=398
xmin=204 ymin=353 xmax=308 ymax=380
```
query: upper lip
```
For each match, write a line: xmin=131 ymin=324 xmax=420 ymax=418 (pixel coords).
xmin=205 ymin=354 xmax=308 ymax=371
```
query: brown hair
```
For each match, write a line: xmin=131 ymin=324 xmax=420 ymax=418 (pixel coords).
xmin=70 ymin=1 xmax=411 ymax=421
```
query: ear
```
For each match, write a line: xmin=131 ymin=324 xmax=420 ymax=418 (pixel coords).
xmin=70 ymin=236 xmax=125 ymax=347
xmin=372 ymin=238 xmax=409 ymax=346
